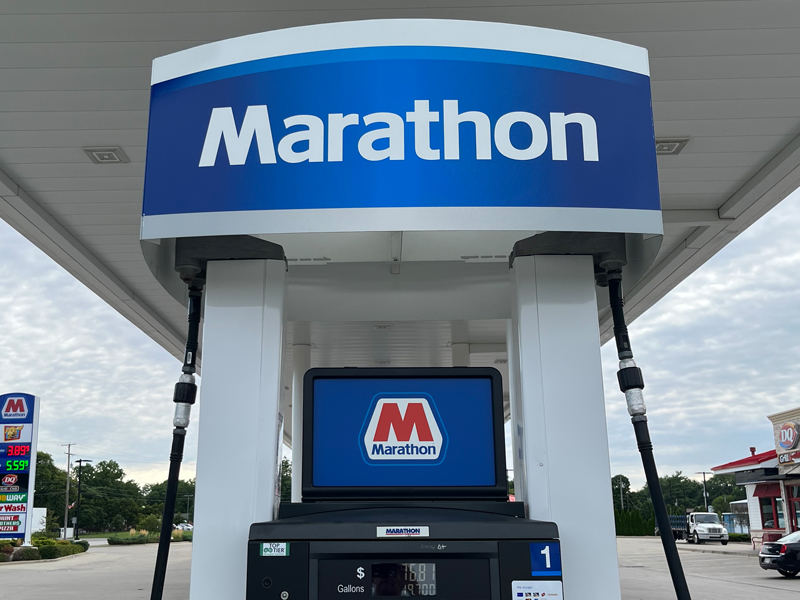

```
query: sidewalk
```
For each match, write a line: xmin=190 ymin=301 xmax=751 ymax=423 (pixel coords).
xmin=676 ymin=540 xmax=757 ymax=557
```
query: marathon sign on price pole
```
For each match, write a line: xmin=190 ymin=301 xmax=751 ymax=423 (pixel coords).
xmin=0 ymin=393 xmax=40 ymax=542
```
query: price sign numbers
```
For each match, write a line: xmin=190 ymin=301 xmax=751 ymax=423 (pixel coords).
xmin=6 ymin=445 xmax=30 ymax=457
xmin=4 ymin=460 xmax=29 ymax=472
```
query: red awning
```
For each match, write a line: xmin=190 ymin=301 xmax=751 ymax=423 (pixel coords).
xmin=754 ymin=483 xmax=781 ymax=498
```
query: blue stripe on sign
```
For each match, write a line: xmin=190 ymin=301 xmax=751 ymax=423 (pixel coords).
xmin=531 ymin=571 xmax=562 ymax=577
xmin=154 ymin=45 xmax=646 ymax=94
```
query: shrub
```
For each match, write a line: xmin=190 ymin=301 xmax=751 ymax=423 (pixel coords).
xmin=55 ymin=539 xmax=72 ymax=546
xmin=39 ymin=545 xmax=61 ymax=559
xmin=0 ymin=543 xmax=14 ymax=555
xmin=183 ymin=531 xmax=192 ymax=542
xmin=107 ymin=535 xmax=148 ymax=545
xmin=171 ymin=530 xmax=183 ymax=542
xmin=0 ymin=553 xmax=9 ymax=563
xmin=138 ymin=515 xmax=161 ymax=533
xmin=33 ymin=538 xmax=56 ymax=547
xmin=13 ymin=547 xmax=41 ymax=561
xmin=74 ymin=540 xmax=90 ymax=552
xmin=728 ymin=533 xmax=751 ymax=543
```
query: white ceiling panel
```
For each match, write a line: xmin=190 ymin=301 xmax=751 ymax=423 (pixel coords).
xmin=0 ymin=0 xmax=798 ymax=406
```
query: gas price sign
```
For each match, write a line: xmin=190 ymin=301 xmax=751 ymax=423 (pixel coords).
xmin=0 ymin=393 xmax=40 ymax=542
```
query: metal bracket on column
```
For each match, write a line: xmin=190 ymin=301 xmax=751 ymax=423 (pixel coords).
xmin=174 ymin=235 xmax=287 ymax=284
xmin=509 ymin=232 xmax=628 ymax=273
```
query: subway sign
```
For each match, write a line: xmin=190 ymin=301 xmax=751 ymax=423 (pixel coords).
xmin=142 ymin=20 xmax=661 ymax=240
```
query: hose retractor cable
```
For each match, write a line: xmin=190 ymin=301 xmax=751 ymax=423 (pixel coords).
xmin=150 ymin=282 xmax=203 ymax=600
xmin=510 ymin=231 xmax=692 ymax=600
xmin=148 ymin=235 xmax=286 ymax=600
xmin=603 ymin=266 xmax=692 ymax=600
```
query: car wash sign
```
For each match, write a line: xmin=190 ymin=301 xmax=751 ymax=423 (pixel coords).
xmin=142 ymin=20 xmax=661 ymax=240
xmin=0 ymin=393 xmax=39 ymax=540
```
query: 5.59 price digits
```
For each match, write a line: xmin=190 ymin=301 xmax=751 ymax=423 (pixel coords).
xmin=4 ymin=460 xmax=29 ymax=471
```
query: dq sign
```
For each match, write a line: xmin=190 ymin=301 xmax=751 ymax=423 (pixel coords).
xmin=779 ymin=422 xmax=799 ymax=451
xmin=142 ymin=20 xmax=661 ymax=240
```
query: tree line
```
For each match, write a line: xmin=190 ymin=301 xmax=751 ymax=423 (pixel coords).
xmin=610 ymin=471 xmax=745 ymax=520
xmin=33 ymin=451 xmax=196 ymax=532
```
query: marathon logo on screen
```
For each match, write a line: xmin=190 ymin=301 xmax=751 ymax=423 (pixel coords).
xmin=362 ymin=397 xmax=446 ymax=462
xmin=1 ymin=397 xmax=28 ymax=419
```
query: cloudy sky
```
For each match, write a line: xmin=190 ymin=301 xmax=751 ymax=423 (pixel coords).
xmin=1 ymin=190 xmax=799 ymax=490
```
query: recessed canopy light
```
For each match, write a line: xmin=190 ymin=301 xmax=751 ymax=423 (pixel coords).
xmin=375 ymin=360 xmax=391 ymax=365
xmin=655 ymin=138 xmax=689 ymax=155
xmin=83 ymin=146 xmax=130 ymax=164
xmin=494 ymin=358 xmax=508 ymax=365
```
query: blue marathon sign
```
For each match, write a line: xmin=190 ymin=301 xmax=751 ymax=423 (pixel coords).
xmin=310 ymin=374 xmax=497 ymax=489
xmin=142 ymin=20 xmax=661 ymax=240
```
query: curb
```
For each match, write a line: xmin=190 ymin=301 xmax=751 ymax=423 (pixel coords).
xmin=677 ymin=545 xmax=758 ymax=558
xmin=0 ymin=549 xmax=90 ymax=565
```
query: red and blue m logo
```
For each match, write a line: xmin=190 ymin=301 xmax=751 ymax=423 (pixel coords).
xmin=361 ymin=395 xmax=447 ymax=464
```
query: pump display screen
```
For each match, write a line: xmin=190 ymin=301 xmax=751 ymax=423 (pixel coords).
xmin=309 ymin=373 xmax=500 ymax=489
xmin=372 ymin=563 xmax=436 ymax=596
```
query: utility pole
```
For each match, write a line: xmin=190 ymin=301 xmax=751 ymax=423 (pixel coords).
xmin=696 ymin=471 xmax=712 ymax=512
xmin=74 ymin=459 xmax=92 ymax=540
xmin=618 ymin=479 xmax=624 ymax=511
xmin=184 ymin=494 xmax=193 ymax=521
xmin=61 ymin=443 xmax=75 ymax=540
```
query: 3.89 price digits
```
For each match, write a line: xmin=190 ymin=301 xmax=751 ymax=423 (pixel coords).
xmin=6 ymin=445 xmax=29 ymax=457
xmin=5 ymin=460 xmax=28 ymax=471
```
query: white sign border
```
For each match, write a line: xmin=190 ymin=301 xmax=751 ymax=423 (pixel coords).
xmin=152 ymin=19 xmax=649 ymax=86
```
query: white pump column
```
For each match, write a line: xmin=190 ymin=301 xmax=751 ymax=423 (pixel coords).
xmin=291 ymin=322 xmax=311 ymax=503
xmin=190 ymin=259 xmax=286 ymax=600
xmin=509 ymin=254 xmax=621 ymax=600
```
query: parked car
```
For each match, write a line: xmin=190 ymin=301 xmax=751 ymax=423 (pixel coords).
xmin=175 ymin=523 xmax=193 ymax=531
xmin=663 ymin=512 xmax=729 ymax=544
xmin=759 ymin=530 xmax=800 ymax=578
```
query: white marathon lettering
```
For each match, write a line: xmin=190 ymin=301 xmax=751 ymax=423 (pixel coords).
xmin=199 ymin=100 xmax=598 ymax=166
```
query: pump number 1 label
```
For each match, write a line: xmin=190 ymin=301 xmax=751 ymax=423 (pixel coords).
xmin=261 ymin=542 xmax=289 ymax=557
xmin=529 ymin=542 xmax=561 ymax=576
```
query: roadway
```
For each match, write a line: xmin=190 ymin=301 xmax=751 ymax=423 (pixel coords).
xmin=0 ymin=537 xmax=796 ymax=599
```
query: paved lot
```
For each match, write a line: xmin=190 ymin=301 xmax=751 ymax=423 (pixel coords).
xmin=0 ymin=542 xmax=191 ymax=599
xmin=0 ymin=537 xmax=797 ymax=599
xmin=618 ymin=537 xmax=799 ymax=600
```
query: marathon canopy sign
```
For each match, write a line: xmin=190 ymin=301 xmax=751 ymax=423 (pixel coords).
xmin=142 ymin=20 xmax=661 ymax=240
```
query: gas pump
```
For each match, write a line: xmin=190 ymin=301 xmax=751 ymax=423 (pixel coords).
xmin=246 ymin=367 xmax=564 ymax=600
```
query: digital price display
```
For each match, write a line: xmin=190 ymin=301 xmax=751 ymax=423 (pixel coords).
xmin=4 ymin=460 xmax=29 ymax=472
xmin=372 ymin=563 xmax=436 ymax=597
xmin=6 ymin=445 xmax=30 ymax=457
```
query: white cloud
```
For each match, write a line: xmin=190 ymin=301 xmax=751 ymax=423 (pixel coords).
xmin=0 ymin=219 xmax=195 ymax=484
xmin=604 ymin=189 xmax=800 ymax=488
xmin=2 ymin=189 xmax=799 ymax=495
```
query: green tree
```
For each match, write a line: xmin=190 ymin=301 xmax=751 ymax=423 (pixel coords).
xmin=33 ymin=451 xmax=76 ymax=527
xmin=711 ymin=495 xmax=731 ymax=517
xmin=280 ymin=458 xmax=292 ymax=502
xmin=142 ymin=478 xmax=195 ymax=523
xmin=706 ymin=474 xmax=744 ymax=502
xmin=611 ymin=475 xmax=631 ymax=511
xmin=78 ymin=461 xmax=143 ymax=532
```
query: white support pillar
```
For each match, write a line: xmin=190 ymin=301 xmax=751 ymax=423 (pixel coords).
xmin=451 ymin=342 xmax=470 ymax=367
xmin=291 ymin=322 xmax=311 ymax=503
xmin=190 ymin=259 xmax=286 ymax=600
xmin=510 ymin=254 xmax=621 ymax=600
xmin=505 ymin=318 xmax=526 ymax=504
